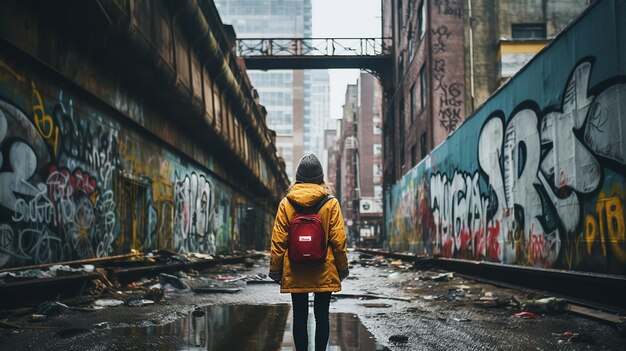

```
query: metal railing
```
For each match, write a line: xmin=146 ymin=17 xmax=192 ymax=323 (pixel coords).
xmin=236 ymin=38 xmax=391 ymax=57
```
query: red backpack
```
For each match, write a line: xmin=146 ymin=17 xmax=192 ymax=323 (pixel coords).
xmin=287 ymin=195 xmax=334 ymax=262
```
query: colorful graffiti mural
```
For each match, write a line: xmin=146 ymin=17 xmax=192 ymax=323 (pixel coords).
xmin=386 ymin=1 xmax=626 ymax=275
xmin=0 ymin=52 xmax=272 ymax=269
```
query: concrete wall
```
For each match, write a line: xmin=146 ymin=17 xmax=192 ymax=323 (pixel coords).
xmin=385 ymin=0 xmax=626 ymax=275
xmin=0 ymin=0 xmax=282 ymax=269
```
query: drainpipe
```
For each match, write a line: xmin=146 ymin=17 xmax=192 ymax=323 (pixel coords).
xmin=467 ymin=0 xmax=476 ymax=112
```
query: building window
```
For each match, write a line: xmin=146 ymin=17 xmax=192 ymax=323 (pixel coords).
xmin=419 ymin=65 xmax=426 ymax=110
xmin=373 ymin=144 xmax=382 ymax=156
xmin=420 ymin=133 xmax=427 ymax=158
xmin=418 ymin=1 xmax=425 ymax=39
xmin=373 ymin=164 xmax=383 ymax=177
xmin=408 ymin=26 xmax=414 ymax=61
xmin=411 ymin=145 xmax=417 ymax=167
xmin=374 ymin=185 xmax=382 ymax=199
xmin=410 ymin=83 xmax=416 ymax=124
xmin=398 ymin=52 xmax=404 ymax=82
xmin=397 ymin=0 xmax=403 ymax=32
xmin=512 ymin=23 xmax=546 ymax=39
xmin=373 ymin=112 xmax=382 ymax=134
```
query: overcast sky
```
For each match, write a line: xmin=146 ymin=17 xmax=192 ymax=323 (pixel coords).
xmin=311 ymin=0 xmax=382 ymax=119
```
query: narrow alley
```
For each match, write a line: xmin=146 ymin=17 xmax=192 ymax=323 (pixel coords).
xmin=0 ymin=250 xmax=623 ymax=350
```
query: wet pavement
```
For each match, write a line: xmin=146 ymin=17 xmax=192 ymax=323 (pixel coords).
xmin=113 ymin=304 xmax=385 ymax=350
xmin=0 ymin=250 xmax=625 ymax=350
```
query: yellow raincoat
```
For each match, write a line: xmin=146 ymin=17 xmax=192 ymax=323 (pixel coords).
xmin=269 ymin=183 xmax=348 ymax=293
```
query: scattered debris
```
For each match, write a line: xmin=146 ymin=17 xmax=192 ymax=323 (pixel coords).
xmin=452 ymin=317 xmax=471 ymax=322
xmin=521 ymin=297 xmax=566 ymax=314
xmin=553 ymin=331 xmax=596 ymax=343
xmin=37 ymin=301 xmax=72 ymax=316
xmin=387 ymin=272 xmax=401 ymax=279
xmin=29 ymin=314 xmax=47 ymax=322
xmin=144 ymin=288 xmax=164 ymax=302
xmin=514 ymin=311 xmax=537 ymax=319
xmin=94 ymin=299 xmax=124 ymax=308
xmin=390 ymin=259 xmax=403 ymax=266
xmin=244 ymin=258 xmax=255 ymax=268
xmin=245 ymin=274 xmax=275 ymax=284
xmin=422 ymin=295 xmax=440 ymax=301
xmin=389 ymin=334 xmax=409 ymax=343
xmin=126 ymin=298 xmax=154 ymax=307
xmin=431 ymin=272 xmax=454 ymax=281
xmin=158 ymin=273 xmax=190 ymax=291
xmin=93 ymin=322 xmax=109 ymax=329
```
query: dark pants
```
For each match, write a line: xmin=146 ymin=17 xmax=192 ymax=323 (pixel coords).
xmin=291 ymin=292 xmax=332 ymax=351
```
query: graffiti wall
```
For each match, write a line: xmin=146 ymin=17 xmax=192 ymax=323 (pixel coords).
xmin=0 ymin=50 xmax=272 ymax=269
xmin=386 ymin=0 xmax=626 ymax=275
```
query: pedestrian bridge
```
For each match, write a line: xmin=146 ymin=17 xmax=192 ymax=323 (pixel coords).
xmin=236 ymin=37 xmax=392 ymax=73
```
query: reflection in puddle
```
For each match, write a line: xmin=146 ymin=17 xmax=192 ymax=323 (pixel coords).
xmin=115 ymin=304 xmax=385 ymax=350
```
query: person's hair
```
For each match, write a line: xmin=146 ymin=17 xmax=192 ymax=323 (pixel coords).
xmin=284 ymin=181 xmax=333 ymax=197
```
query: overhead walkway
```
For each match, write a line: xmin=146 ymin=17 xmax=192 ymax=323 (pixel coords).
xmin=236 ymin=38 xmax=392 ymax=74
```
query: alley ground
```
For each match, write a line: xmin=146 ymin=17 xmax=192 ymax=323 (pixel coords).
xmin=1 ymin=250 xmax=625 ymax=350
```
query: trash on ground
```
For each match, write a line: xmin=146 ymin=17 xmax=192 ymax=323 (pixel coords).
xmin=432 ymin=272 xmax=454 ymax=281
xmin=94 ymin=299 xmax=124 ymax=308
xmin=126 ymin=298 xmax=154 ymax=307
xmin=422 ymin=295 xmax=440 ymax=301
xmin=93 ymin=322 xmax=109 ymax=329
xmin=390 ymin=259 xmax=403 ymax=266
xmin=389 ymin=334 xmax=409 ymax=343
xmin=144 ymin=288 xmax=164 ymax=302
xmin=553 ymin=331 xmax=596 ymax=343
xmin=387 ymin=272 xmax=401 ymax=279
xmin=158 ymin=273 xmax=190 ymax=290
xmin=514 ymin=311 xmax=537 ymax=319
xmin=37 ymin=301 xmax=71 ymax=316
xmin=521 ymin=297 xmax=566 ymax=314
xmin=29 ymin=314 xmax=47 ymax=322
xmin=452 ymin=317 xmax=471 ymax=322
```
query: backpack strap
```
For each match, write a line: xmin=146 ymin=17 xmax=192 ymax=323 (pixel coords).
xmin=287 ymin=195 xmax=334 ymax=215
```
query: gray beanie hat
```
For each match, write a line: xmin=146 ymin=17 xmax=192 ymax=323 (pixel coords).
xmin=295 ymin=154 xmax=324 ymax=184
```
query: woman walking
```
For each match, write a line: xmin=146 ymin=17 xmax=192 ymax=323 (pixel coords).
xmin=269 ymin=154 xmax=349 ymax=351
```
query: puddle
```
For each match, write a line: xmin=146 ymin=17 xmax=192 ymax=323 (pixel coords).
xmin=115 ymin=304 xmax=385 ymax=350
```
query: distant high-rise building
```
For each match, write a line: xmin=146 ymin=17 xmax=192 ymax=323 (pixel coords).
xmin=215 ymin=0 xmax=330 ymax=181
xmin=336 ymin=73 xmax=383 ymax=246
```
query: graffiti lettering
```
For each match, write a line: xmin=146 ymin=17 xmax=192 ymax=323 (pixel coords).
xmin=434 ymin=0 xmax=462 ymax=19
xmin=586 ymin=196 xmax=625 ymax=260
xmin=430 ymin=26 xmax=451 ymax=54
xmin=430 ymin=172 xmax=493 ymax=259
xmin=174 ymin=172 xmax=215 ymax=254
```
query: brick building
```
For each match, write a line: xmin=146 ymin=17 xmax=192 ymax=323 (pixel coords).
xmin=382 ymin=0 xmax=590 ymax=189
